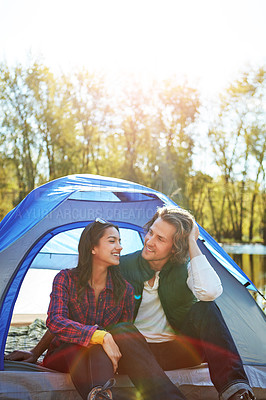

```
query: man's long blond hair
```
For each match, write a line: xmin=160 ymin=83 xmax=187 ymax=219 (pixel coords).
xmin=144 ymin=206 xmax=195 ymax=264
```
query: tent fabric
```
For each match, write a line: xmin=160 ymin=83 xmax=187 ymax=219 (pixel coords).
xmin=0 ymin=174 xmax=255 ymax=286
xmin=0 ymin=174 xmax=265 ymax=374
xmin=1 ymin=362 xmax=266 ymax=399
xmin=197 ymin=240 xmax=266 ymax=365
xmin=0 ymin=175 xmax=171 ymax=253
xmin=3 ymin=320 xmax=266 ymax=398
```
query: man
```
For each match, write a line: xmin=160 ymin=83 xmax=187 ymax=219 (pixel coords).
xmin=5 ymin=206 xmax=255 ymax=400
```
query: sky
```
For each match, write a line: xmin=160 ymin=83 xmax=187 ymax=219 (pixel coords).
xmin=1 ymin=0 xmax=266 ymax=96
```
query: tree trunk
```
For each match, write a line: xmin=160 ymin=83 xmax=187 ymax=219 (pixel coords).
xmin=208 ymin=187 xmax=218 ymax=239
xmin=249 ymin=192 xmax=257 ymax=241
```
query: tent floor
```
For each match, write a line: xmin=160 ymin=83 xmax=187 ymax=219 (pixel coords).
xmin=1 ymin=361 xmax=265 ymax=399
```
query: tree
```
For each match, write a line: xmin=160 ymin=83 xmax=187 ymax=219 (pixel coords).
xmin=187 ymin=172 xmax=214 ymax=227
xmin=208 ymin=66 xmax=266 ymax=241
xmin=0 ymin=62 xmax=43 ymax=202
xmin=0 ymin=152 xmax=17 ymax=219
xmin=114 ymin=79 xmax=155 ymax=184
xmin=64 ymin=70 xmax=113 ymax=176
xmin=25 ymin=62 xmax=80 ymax=181
xmin=247 ymin=125 xmax=266 ymax=241
xmin=153 ymin=78 xmax=200 ymax=207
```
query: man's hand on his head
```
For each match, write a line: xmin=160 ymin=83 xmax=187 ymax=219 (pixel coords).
xmin=188 ymin=223 xmax=201 ymax=259
xmin=188 ymin=222 xmax=199 ymax=242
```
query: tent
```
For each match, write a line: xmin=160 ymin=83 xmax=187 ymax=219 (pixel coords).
xmin=0 ymin=174 xmax=265 ymax=399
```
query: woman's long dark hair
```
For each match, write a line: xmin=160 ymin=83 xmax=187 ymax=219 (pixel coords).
xmin=75 ymin=220 xmax=126 ymax=304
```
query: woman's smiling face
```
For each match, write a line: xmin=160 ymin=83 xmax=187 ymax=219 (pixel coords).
xmin=92 ymin=226 xmax=122 ymax=267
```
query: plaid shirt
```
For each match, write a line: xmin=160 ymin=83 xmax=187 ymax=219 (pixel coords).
xmin=44 ymin=268 xmax=134 ymax=359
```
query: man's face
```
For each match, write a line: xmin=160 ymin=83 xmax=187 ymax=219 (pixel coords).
xmin=142 ymin=217 xmax=176 ymax=266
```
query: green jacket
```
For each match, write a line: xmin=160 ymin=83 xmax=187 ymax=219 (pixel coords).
xmin=120 ymin=250 xmax=197 ymax=333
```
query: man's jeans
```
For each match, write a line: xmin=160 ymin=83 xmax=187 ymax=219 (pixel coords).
xmin=112 ymin=302 xmax=253 ymax=400
xmin=111 ymin=322 xmax=186 ymax=400
xmin=146 ymin=301 xmax=253 ymax=399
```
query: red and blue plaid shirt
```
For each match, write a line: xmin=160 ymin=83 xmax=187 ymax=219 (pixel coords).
xmin=45 ymin=268 xmax=134 ymax=358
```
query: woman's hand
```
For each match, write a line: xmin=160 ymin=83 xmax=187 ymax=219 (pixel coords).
xmin=4 ymin=350 xmax=38 ymax=364
xmin=102 ymin=332 xmax=122 ymax=373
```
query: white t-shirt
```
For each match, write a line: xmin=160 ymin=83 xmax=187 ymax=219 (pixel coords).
xmin=134 ymin=254 xmax=223 ymax=343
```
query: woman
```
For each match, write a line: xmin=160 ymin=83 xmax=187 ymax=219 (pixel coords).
xmin=42 ymin=219 xmax=134 ymax=400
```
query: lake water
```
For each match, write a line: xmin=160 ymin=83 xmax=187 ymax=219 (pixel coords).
xmin=221 ymin=244 xmax=266 ymax=312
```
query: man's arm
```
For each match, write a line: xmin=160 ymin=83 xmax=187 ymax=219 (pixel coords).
xmin=186 ymin=223 xmax=223 ymax=301
xmin=4 ymin=329 xmax=53 ymax=363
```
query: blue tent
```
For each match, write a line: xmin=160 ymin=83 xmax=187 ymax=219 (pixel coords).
xmin=0 ymin=174 xmax=265 ymax=375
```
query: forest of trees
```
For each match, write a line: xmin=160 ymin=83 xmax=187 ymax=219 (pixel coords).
xmin=0 ymin=60 xmax=265 ymax=243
